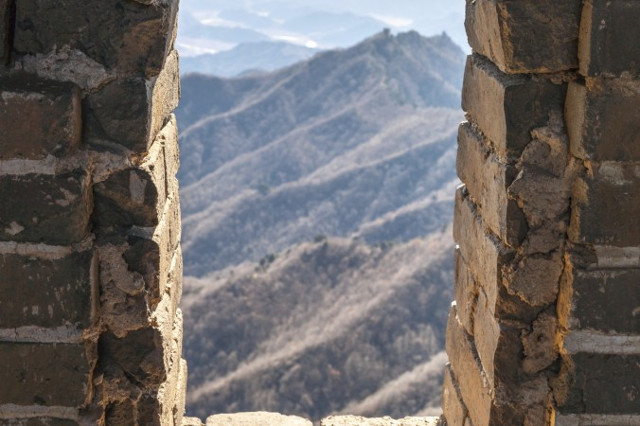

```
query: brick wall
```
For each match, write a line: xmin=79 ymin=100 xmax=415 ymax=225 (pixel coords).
xmin=0 ymin=0 xmax=186 ymax=424
xmin=442 ymin=1 xmax=640 ymax=425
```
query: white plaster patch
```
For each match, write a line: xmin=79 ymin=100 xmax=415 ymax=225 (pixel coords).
xmin=564 ymin=330 xmax=640 ymax=354
xmin=595 ymin=245 xmax=640 ymax=268
xmin=555 ymin=414 xmax=640 ymax=426
xmin=0 ymin=325 xmax=83 ymax=344
xmin=17 ymin=45 xmax=114 ymax=91
xmin=4 ymin=222 xmax=24 ymax=236
xmin=0 ymin=404 xmax=79 ymax=420
xmin=55 ymin=187 xmax=78 ymax=207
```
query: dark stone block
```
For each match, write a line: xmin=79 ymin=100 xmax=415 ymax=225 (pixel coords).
xmin=567 ymin=80 xmax=640 ymax=162
xmin=579 ymin=0 xmax=640 ymax=76
xmin=570 ymin=162 xmax=640 ymax=246
xmin=0 ymin=74 xmax=81 ymax=160
xmin=99 ymin=328 xmax=166 ymax=388
xmin=466 ymin=0 xmax=581 ymax=73
xmin=0 ymin=250 xmax=94 ymax=328
xmin=0 ymin=169 xmax=92 ymax=245
xmin=462 ymin=55 xmax=567 ymax=159
xmin=572 ymin=269 xmax=640 ymax=334
xmin=13 ymin=0 xmax=178 ymax=77
xmin=561 ymin=353 xmax=640 ymax=414
xmin=0 ymin=342 xmax=91 ymax=406
xmin=0 ymin=0 xmax=12 ymax=66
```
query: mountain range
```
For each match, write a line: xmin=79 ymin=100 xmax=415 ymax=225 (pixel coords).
xmin=175 ymin=31 xmax=465 ymax=420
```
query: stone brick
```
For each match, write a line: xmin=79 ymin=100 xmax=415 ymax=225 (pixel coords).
xmin=566 ymin=80 xmax=640 ymax=162
xmin=569 ymin=162 xmax=640 ymax=246
xmin=462 ymin=55 xmax=567 ymax=159
xmin=0 ymin=169 xmax=91 ymax=245
xmin=0 ymin=74 xmax=81 ymax=160
xmin=445 ymin=304 xmax=525 ymax=425
xmin=13 ymin=0 xmax=178 ymax=77
xmin=571 ymin=269 xmax=640 ymax=334
xmin=0 ymin=342 xmax=91 ymax=406
xmin=560 ymin=353 xmax=640 ymax=415
xmin=94 ymin=132 xmax=167 ymax=229
xmin=579 ymin=0 xmax=640 ymax=77
xmin=453 ymin=248 xmax=477 ymax=336
xmin=0 ymin=0 xmax=12 ymax=66
xmin=0 ymin=249 xmax=94 ymax=329
xmin=456 ymin=121 xmax=526 ymax=247
xmin=465 ymin=0 xmax=581 ymax=74
xmin=441 ymin=363 xmax=469 ymax=426
xmin=123 ymin=194 xmax=181 ymax=306
xmin=84 ymin=51 xmax=179 ymax=152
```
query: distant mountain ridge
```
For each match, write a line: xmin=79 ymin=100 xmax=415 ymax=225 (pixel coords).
xmin=180 ymin=41 xmax=320 ymax=77
xmin=176 ymin=31 xmax=465 ymax=276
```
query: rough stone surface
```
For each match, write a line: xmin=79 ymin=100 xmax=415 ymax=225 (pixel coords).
xmin=0 ymin=249 xmax=94 ymax=328
xmin=0 ymin=169 xmax=92 ymax=244
xmin=566 ymin=79 xmax=640 ymax=162
xmin=579 ymin=0 xmax=640 ymax=77
xmin=0 ymin=74 xmax=81 ymax=160
xmin=441 ymin=363 xmax=468 ymax=426
xmin=465 ymin=0 xmax=581 ymax=74
xmin=570 ymin=162 xmax=640 ymax=246
xmin=0 ymin=0 xmax=11 ymax=66
xmin=13 ymin=0 xmax=178 ymax=77
xmin=456 ymin=121 xmax=526 ymax=247
xmin=558 ymin=353 xmax=640 ymax=415
xmin=461 ymin=54 xmax=567 ymax=159
xmin=0 ymin=342 xmax=92 ymax=406
xmin=84 ymin=50 xmax=179 ymax=153
xmin=571 ymin=269 xmax=640 ymax=334
xmin=206 ymin=412 xmax=312 ymax=426
xmin=453 ymin=248 xmax=477 ymax=337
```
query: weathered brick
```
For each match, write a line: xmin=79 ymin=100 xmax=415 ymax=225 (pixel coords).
xmin=445 ymin=305 xmax=493 ymax=426
xmin=579 ymin=0 xmax=640 ymax=77
xmin=0 ymin=170 xmax=91 ymax=245
xmin=453 ymin=248 xmax=477 ymax=336
xmin=560 ymin=353 xmax=640 ymax=415
xmin=0 ymin=249 xmax=94 ymax=329
xmin=0 ymin=74 xmax=81 ymax=160
xmin=94 ymin=132 xmax=167 ymax=229
xmin=13 ymin=0 xmax=178 ymax=77
xmin=462 ymin=55 xmax=567 ymax=159
xmin=566 ymin=80 xmax=640 ymax=162
xmin=0 ymin=342 xmax=91 ymax=406
xmin=84 ymin=51 xmax=179 ymax=152
xmin=465 ymin=0 xmax=581 ymax=74
xmin=571 ymin=269 xmax=640 ymax=334
xmin=441 ymin=363 xmax=469 ymax=426
xmin=457 ymin=121 xmax=526 ymax=247
xmin=569 ymin=162 xmax=640 ymax=246
xmin=455 ymin=188 xmax=544 ymax=318
xmin=0 ymin=0 xmax=12 ymax=66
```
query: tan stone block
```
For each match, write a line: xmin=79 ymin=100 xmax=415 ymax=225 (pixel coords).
xmin=445 ymin=304 xmax=493 ymax=426
xmin=461 ymin=55 xmax=567 ymax=159
xmin=150 ymin=51 xmax=180 ymax=147
xmin=441 ymin=363 xmax=469 ymax=426
xmin=453 ymin=248 xmax=477 ymax=336
xmin=457 ymin=121 xmax=526 ymax=247
xmin=207 ymin=413 xmax=312 ymax=426
xmin=465 ymin=0 xmax=581 ymax=74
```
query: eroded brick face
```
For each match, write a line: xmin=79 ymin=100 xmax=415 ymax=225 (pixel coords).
xmin=0 ymin=0 xmax=185 ymax=424
xmin=444 ymin=0 xmax=640 ymax=424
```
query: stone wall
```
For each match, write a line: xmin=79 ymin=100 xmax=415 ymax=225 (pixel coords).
xmin=0 ymin=0 xmax=186 ymax=424
xmin=442 ymin=1 xmax=640 ymax=425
